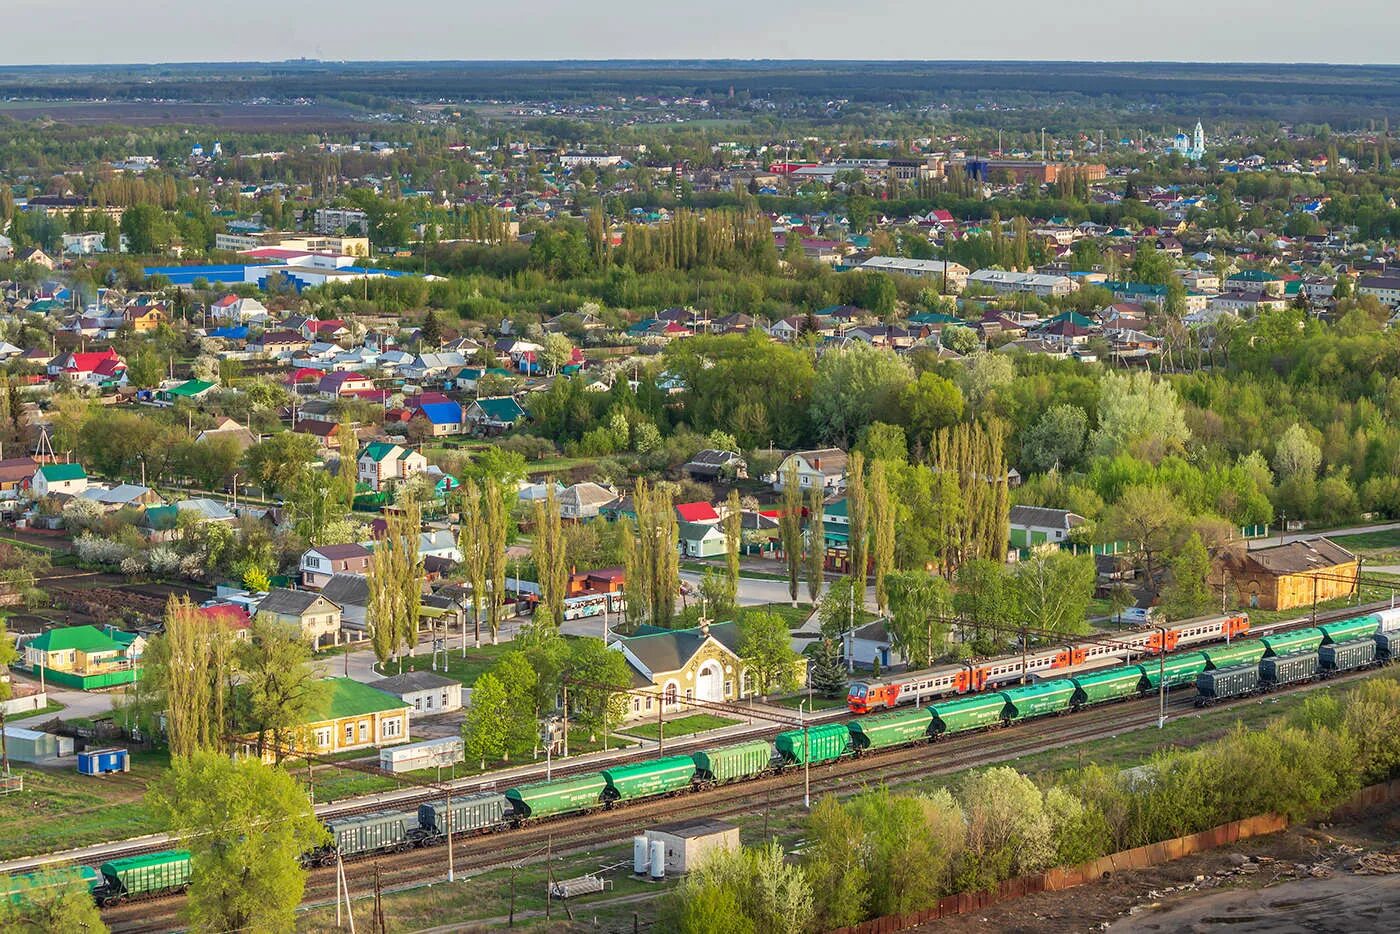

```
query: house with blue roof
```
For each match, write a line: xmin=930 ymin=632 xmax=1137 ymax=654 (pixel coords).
xmin=411 ymin=400 xmax=464 ymax=436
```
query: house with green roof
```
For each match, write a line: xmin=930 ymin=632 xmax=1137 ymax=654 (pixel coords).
xmin=239 ymin=677 xmax=410 ymax=761
xmin=465 ymin=396 xmax=527 ymax=434
xmin=23 ymin=625 xmax=140 ymax=688
xmin=32 ymin=462 xmax=88 ymax=498
xmin=156 ymin=379 xmax=217 ymax=405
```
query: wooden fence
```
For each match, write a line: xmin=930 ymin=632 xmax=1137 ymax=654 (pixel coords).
xmin=826 ymin=792 xmax=1396 ymax=934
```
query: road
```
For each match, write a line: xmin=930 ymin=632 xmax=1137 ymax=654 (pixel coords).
xmin=1248 ymin=520 xmax=1400 ymax=549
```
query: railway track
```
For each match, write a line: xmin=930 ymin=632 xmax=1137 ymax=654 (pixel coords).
xmin=100 ymin=658 xmax=1393 ymax=933
xmin=13 ymin=597 xmax=1392 ymax=882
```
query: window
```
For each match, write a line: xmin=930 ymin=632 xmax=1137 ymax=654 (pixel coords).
xmin=664 ymin=683 xmax=677 ymax=706
xmin=382 ymin=717 xmax=402 ymax=739
xmin=724 ymin=680 xmax=732 ymax=698
xmin=632 ymin=697 xmax=641 ymax=713
xmin=741 ymin=670 xmax=752 ymax=696
xmin=413 ymin=698 xmax=422 ymax=711
xmin=315 ymin=728 xmax=332 ymax=749
xmin=442 ymin=691 xmax=450 ymax=707
xmin=645 ymin=696 xmax=653 ymax=711
xmin=358 ymin=721 xmax=369 ymax=742
xmin=425 ymin=694 xmax=434 ymax=710
xmin=344 ymin=723 xmax=355 ymax=744
xmin=685 ymin=688 xmax=693 ymax=703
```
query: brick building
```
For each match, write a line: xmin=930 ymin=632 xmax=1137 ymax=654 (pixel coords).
xmin=1213 ymin=538 xmax=1358 ymax=612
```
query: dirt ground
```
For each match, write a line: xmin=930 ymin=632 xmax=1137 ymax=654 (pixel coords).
xmin=922 ymin=806 xmax=1400 ymax=933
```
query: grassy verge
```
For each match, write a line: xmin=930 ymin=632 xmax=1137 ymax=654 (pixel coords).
xmin=620 ymin=714 xmax=739 ymax=741
xmin=6 ymin=701 xmax=66 ymax=722
xmin=374 ymin=642 xmax=518 ymax=688
xmin=1243 ymin=579 xmax=1399 ymax=627
xmin=0 ymin=749 xmax=169 ymax=860
xmin=769 ymin=694 xmax=848 ymax=711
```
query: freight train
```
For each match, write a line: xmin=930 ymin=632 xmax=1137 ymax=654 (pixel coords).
xmin=9 ymin=608 xmax=1397 ymax=911
xmin=1194 ymin=612 xmax=1399 ymax=706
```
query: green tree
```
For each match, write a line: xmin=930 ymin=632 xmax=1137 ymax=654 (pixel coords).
xmin=236 ymin=616 xmax=328 ymax=763
xmin=126 ymin=346 xmax=166 ymax=388
xmin=805 ymin=795 xmax=870 ymax=928
xmin=1011 ymin=548 xmax=1096 ymax=639
xmin=955 ymin=767 xmax=1055 ymax=891
xmin=953 ymin=559 xmax=1013 ymax=652
xmin=462 ymin=672 xmax=510 ymax=768
xmin=1272 ymin=422 xmax=1322 ymax=481
xmin=809 ymin=343 xmax=911 ymax=447
xmin=147 ymin=751 xmax=327 ymax=934
xmin=809 ymin=638 xmax=848 ymax=699
xmin=818 ymin=577 xmax=860 ymax=641
xmin=565 ymin=636 xmax=632 ymax=746
xmin=805 ymin=486 xmax=825 ymax=604
xmin=1091 ymin=371 xmax=1189 ymax=461
xmin=884 ymin=570 xmax=954 ymax=668
xmin=940 ymin=323 xmax=979 ymax=355
xmin=869 ymin=460 xmax=896 ymax=610
xmin=419 ymin=309 xmax=443 ymax=348
xmin=724 ymin=489 xmax=743 ymax=603
xmin=779 ymin=462 xmax=804 ymax=607
xmin=538 ymin=332 xmax=575 ymax=375
xmin=738 ymin=611 xmax=801 ymax=697
xmin=898 ymin=371 xmax=965 ymax=449
xmin=1161 ymin=532 xmax=1214 ymax=620
xmin=846 ymin=451 xmax=869 ymax=603
xmin=846 ymin=786 xmax=964 ymax=917
xmin=956 ymin=352 xmax=1014 ymax=417
xmin=243 ymin=432 xmax=319 ymax=497
xmin=120 ymin=202 xmax=174 ymax=254
xmin=1021 ymin=404 xmax=1089 ymax=473
xmin=1104 ymin=484 xmax=1189 ymax=587
xmin=0 ymin=867 xmax=108 ymax=932
xmin=532 ymin=486 xmax=568 ymax=627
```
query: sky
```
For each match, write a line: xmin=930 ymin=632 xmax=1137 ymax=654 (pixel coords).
xmin=10 ymin=0 xmax=1400 ymax=65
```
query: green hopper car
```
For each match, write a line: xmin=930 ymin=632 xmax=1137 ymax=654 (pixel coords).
xmin=600 ymin=755 xmax=698 ymax=802
xmin=774 ymin=722 xmax=851 ymax=765
xmin=928 ymin=694 xmax=1006 ymax=736
xmin=97 ymin=850 xmax=191 ymax=904
xmin=2 ymin=865 xmax=100 ymax=906
xmin=1319 ymin=616 xmax=1378 ymax=645
xmin=1200 ymin=640 xmax=1266 ymax=670
xmin=1069 ymin=665 xmax=1146 ymax=707
xmin=1262 ymin=628 xmax=1324 ymax=658
xmin=847 ymin=707 xmax=934 ymax=752
xmin=327 ymin=810 xmax=417 ymax=857
xmin=1139 ymin=652 xmax=1209 ymax=689
xmin=505 ymin=774 xmax=607 ymax=820
xmin=417 ymin=793 xmax=511 ymax=838
xmin=692 ymin=741 xmax=773 ymax=785
xmin=998 ymin=681 xmax=1075 ymax=722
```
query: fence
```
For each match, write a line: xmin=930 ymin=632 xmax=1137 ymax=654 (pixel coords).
xmin=29 ymin=665 xmax=143 ymax=690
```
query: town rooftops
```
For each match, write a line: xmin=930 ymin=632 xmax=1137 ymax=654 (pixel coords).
xmin=1244 ymin=538 xmax=1356 ymax=575
xmin=675 ymin=501 xmax=720 ymax=523
xmin=311 ymin=543 xmax=373 ymax=562
xmin=320 ymin=573 xmax=371 ymax=608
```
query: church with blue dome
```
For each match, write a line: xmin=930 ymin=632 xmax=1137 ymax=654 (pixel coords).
xmin=1171 ymin=122 xmax=1206 ymax=161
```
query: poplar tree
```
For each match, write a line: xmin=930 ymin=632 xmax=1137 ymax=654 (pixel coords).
xmin=334 ymin=420 xmax=359 ymax=509
xmin=483 ymin=476 xmax=509 ymax=643
xmin=805 ymin=485 xmax=826 ymax=604
xmin=723 ymin=489 xmax=742 ymax=601
xmin=458 ymin=479 xmax=489 ymax=647
xmin=532 ymin=485 xmax=568 ymax=627
xmin=779 ymin=461 xmax=804 ymax=607
xmin=869 ymin=460 xmax=896 ymax=612
xmin=846 ymin=451 xmax=869 ymax=605
xmin=931 ymin=421 xmax=1009 ymax=573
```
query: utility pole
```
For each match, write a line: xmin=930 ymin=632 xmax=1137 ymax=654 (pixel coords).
xmin=799 ymin=699 xmax=810 ymax=810
xmin=445 ymin=787 xmax=454 ymax=883
xmin=561 ymin=684 xmax=569 ymax=758
xmin=656 ymin=692 xmax=664 ymax=754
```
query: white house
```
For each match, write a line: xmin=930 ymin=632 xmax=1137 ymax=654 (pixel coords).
xmin=768 ymin=449 xmax=848 ymax=494
xmin=32 ymin=463 xmax=88 ymax=498
xmin=370 ymin=670 xmax=463 ymax=714
xmin=358 ymin=442 xmax=429 ymax=492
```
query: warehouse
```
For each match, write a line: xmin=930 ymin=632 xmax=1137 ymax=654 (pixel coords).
xmin=1214 ymin=537 xmax=1358 ymax=612
xmin=644 ymin=820 xmax=739 ymax=875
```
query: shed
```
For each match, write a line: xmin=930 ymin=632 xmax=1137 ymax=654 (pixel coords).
xmin=379 ymin=736 xmax=464 ymax=774
xmin=77 ymin=747 xmax=130 ymax=775
xmin=2 ymin=727 xmax=74 ymax=763
xmin=644 ymin=820 xmax=740 ymax=875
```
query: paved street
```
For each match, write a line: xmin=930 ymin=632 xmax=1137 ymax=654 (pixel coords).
xmin=1247 ymin=520 xmax=1400 ymax=550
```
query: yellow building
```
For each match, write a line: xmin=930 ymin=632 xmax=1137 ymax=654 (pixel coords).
xmin=1215 ymin=538 xmax=1359 ymax=612
xmin=611 ymin=621 xmax=805 ymax=723
xmin=240 ymin=677 xmax=411 ymax=762
xmin=23 ymin=625 xmax=128 ymax=675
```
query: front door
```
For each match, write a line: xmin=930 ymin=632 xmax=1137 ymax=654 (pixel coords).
xmin=696 ymin=662 xmax=723 ymax=703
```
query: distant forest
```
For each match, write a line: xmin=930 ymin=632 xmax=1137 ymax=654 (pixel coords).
xmin=2 ymin=61 xmax=1400 ymax=123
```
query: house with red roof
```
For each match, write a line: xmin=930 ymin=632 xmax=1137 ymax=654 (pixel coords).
xmin=50 ymin=349 xmax=127 ymax=387
xmin=301 ymin=318 xmax=350 ymax=341
xmin=197 ymin=602 xmax=254 ymax=639
xmin=675 ymin=501 xmax=720 ymax=525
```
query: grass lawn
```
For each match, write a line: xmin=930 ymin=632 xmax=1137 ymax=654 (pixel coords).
xmin=7 ymin=701 xmax=66 ymax=722
xmin=769 ymin=693 xmax=848 ymax=710
xmin=0 ymin=749 xmax=169 ymax=860
xmin=1331 ymin=528 xmax=1400 ymax=551
xmin=620 ymin=713 xmax=739 ymax=741
xmin=737 ymin=602 xmax=815 ymax=629
xmin=1244 ymin=578 xmax=1399 ymax=627
xmin=375 ymin=642 xmax=518 ymax=687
